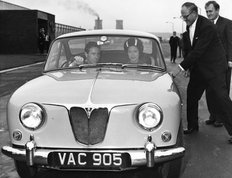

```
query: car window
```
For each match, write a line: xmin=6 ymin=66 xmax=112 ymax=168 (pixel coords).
xmin=44 ymin=35 xmax=165 ymax=71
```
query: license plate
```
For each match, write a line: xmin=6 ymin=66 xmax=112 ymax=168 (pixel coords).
xmin=48 ymin=152 xmax=131 ymax=170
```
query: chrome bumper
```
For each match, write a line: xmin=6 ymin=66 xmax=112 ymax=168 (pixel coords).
xmin=1 ymin=136 xmax=185 ymax=169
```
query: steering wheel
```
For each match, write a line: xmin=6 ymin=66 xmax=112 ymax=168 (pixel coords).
xmin=60 ymin=61 xmax=69 ymax=68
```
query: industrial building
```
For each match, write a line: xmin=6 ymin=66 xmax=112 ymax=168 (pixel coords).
xmin=0 ymin=1 xmax=85 ymax=54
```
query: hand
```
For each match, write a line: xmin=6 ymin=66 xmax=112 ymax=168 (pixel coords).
xmin=184 ymin=70 xmax=190 ymax=77
xmin=69 ymin=56 xmax=84 ymax=67
xmin=169 ymin=65 xmax=182 ymax=78
xmin=228 ymin=61 xmax=232 ymax=68
xmin=73 ymin=56 xmax=84 ymax=64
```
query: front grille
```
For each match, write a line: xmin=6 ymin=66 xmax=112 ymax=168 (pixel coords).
xmin=70 ymin=107 xmax=109 ymax=145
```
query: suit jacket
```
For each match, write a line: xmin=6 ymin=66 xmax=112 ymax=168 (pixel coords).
xmin=169 ymin=36 xmax=180 ymax=48
xmin=180 ymin=15 xmax=227 ymax=80
xmin=182 ymin=31 xmax=191 ymax=59
xmin=216 ymin=16 xmax=232 ymax=61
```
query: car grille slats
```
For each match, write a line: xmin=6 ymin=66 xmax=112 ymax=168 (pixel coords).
xmin=70 ymin=108 xmax=89 ymax=144
xmin=89 ymin=108 xmax=108 ymax=144
xmin=70 ymin=107 xmax=109 ymax=145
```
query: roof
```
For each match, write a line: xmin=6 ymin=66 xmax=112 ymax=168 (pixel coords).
xmin=57 ymin=29 xmax=160 ymax=41
xmin=0 ymin=0 xmax=30 ymax=10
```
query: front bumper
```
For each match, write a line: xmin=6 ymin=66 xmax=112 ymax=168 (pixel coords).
xmin=1 ymin=136 xmax=185 ymax=170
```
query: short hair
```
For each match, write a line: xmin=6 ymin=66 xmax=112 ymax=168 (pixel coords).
xmin=205 ymin=1 xmax=220 ymax=10
xmin=124 ymin=37 xmax=144 ymax=53
xmin=182 ymin=2 xmax=198 ymax=13
xmin=85 ymin=41 xmax=100 ymax=53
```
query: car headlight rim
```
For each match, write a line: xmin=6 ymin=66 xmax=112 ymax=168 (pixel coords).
xmin=136 ymin=103 xmax=163 ymax=131
xmin=19 ymin=103 xmax=46 ymax=130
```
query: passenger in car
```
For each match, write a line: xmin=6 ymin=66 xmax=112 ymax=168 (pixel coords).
xmin=69 ymin=41 xmax=101 ymax=66
xmin=124 ymin=37 xmax=154 ymax=65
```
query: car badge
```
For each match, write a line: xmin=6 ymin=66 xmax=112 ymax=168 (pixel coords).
xmin=85 ymin=107 xmax=93 ymax=119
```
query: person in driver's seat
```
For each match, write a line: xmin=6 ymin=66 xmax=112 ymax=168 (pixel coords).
xmin=69 ymin=41 xmax=101 ymax=66
xmin=124 ymin=37 xmax=152 ymax=65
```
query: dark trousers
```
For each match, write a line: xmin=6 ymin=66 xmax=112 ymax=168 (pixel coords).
xmin=206 ymin=67 xmax=231 ymax=122
xmin=187 ymin=71 xmax=232 ymax=135
xmin=170 ymin=46 xmax=178 ymax=62
xmin=226 ymin=67 xmax=231 ymax=93
xmin=179 ymin=47 xmax=182 ymax=57
xmin=39 ymin=42 xmax=44 ymax=54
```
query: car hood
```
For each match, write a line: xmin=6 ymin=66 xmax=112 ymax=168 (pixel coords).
xmin=11 ymin=69 xmax=174 ymax=107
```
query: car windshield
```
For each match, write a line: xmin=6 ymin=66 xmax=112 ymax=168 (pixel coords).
xmin=44 ymin=35 xmax=165 ymax=72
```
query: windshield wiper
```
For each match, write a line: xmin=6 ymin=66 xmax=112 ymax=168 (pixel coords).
xmin=122 ymin=64 xmax=164 ymax=71
xmin=68 ymin=63 xmax=164 ymax=72
xmin=79 ymin=63 xmax=101 ymax=69
xmin=79 ymin=63 xmax=123 ymax=69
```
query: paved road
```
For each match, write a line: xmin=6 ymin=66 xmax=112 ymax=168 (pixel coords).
xmin=1 ymin=58 xmax=232 ymax=178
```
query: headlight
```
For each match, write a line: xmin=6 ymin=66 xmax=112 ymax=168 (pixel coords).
xmin=19 ymin=103 xmax=46 ymax=130
xmin=137 ymin=103 xmax=163 ymax=131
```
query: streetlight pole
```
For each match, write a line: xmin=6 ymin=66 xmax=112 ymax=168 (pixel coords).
xmin=166 ymin=21 xmax=174 ymax=32
xmin=173 ymin=17 xmax=184 ymax=33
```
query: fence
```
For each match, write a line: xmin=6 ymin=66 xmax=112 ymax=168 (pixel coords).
xmin=55 ymin=23 xmax=85 ymax=37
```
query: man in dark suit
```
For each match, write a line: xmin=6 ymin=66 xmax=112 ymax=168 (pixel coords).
xmin=204 ymin=1 xmax=232 ymax=127
xmin=171 ymin=2 xmax=232 ymax=143
xmin=169 ymin=31 xmax=180 ymax=63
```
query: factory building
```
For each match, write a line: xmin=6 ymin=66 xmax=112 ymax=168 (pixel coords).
xmin=0 ymin=0 xmax=84 ymax=54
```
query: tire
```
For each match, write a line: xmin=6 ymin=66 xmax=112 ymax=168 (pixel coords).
xmin=158 ymin=122 xmax=184 ymax=178
xmin=14 ymin=160 xmax=38 ymax=178
xmin=95 ymin=168 xmax=162 ymax=178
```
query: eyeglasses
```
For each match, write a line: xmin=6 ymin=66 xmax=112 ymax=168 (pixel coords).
xmin=180 ymin=11 xmax=193 ymax=20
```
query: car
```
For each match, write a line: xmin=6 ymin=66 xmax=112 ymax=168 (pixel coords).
xmin=1 ymin=29 xmax=185 ymax=178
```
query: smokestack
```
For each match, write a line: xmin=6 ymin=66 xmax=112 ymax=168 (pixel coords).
xmin=116 ymin=20 xmax=123 ymax=29
xmin=94 ymin=17 xmax=102 ymax=29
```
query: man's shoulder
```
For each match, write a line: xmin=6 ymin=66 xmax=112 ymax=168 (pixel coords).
xmin=219 ymin=16 xmax=231 ymax=22
xmin=198 ymin=15 xmax=212 ymax=25
xmin=217 ymin=16 xmax=232 ymax=29
xmin=196 ymin=15 xmax=211 ymax=29
xmin=197 ymin=15 xmax=216 ymax=31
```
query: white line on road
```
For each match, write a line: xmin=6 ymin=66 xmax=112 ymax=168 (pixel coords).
xmin=0 ymin=62 xmax=44 ymax=74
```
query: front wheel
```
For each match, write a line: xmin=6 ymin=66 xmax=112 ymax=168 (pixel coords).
xmin=14 ymin=160 xmax=38 ymax=178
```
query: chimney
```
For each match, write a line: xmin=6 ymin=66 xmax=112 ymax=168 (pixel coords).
xmin=94 ymin=17 xmax=102 ymax=29
xmin=116 ymin=20 xmax=123 ymax=29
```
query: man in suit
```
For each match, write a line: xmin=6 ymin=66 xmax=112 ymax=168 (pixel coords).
xmin=169 ymin=31 xmax=180 ymax=63
xmin=171 ymin=2 xmax=232 ymax=143
xmin=204 ymin=1 xmax=232 ymax=127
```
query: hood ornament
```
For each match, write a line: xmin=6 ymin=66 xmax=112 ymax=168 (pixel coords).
xmin=85 ymin=107 xmax=93 ymax=119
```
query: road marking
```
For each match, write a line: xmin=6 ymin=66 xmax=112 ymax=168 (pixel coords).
xmin=0 ymin=62 xmax=44 ymax=74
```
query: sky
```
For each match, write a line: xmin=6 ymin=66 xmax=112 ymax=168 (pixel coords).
xmin=3 ymin=0 xmax=232 ymax=33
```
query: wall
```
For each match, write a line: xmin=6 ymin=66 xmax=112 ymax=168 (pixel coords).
xmin=0 ymin=10 xmax=56 ymax=54
xmin=0 ymin=10 xmax=38 ymax=54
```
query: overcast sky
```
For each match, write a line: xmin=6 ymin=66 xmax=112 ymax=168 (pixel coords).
xmin=3 ymin=0 xmax=232 ymax=33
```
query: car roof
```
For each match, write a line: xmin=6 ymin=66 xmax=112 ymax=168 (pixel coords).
xmin=57 ymin=29 xmax=160 ymax=42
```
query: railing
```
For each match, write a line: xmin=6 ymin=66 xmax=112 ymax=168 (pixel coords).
xmin=55 ymin=23 xmax=85 ymax=37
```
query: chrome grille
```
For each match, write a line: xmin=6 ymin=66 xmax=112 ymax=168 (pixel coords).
xmin=70 ymin=107 xmax=109 ymax=145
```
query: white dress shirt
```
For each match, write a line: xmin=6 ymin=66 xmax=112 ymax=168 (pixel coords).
xmin=189 ymin=16 xmax=198 ymax=45
xmin=178 ymin=16 xmax=199 ymax=72
xmin=213 ymin=16 xmax=219 ymax=24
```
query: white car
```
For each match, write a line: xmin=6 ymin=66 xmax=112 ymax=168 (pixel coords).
xmin=2 ymin=29 xmax=185 ymax=178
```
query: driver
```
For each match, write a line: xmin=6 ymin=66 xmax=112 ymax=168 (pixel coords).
xmin=69 ymin=41 xmax=101 ymax=66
